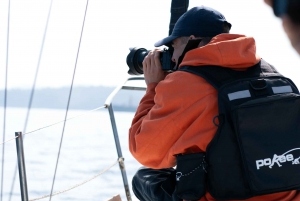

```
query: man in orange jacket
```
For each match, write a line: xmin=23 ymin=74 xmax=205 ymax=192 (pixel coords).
xmin=129 ymin=6 xmax=300 ymax=201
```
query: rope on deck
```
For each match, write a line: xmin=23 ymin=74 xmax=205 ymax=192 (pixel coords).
xmin=29 ymin=159 xmax=119 ymax=201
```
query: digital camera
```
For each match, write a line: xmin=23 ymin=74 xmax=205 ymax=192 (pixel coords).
xmin=126 ymin=47 xmax=176 ymax=75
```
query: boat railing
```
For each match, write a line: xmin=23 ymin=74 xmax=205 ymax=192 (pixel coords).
xmin=104 ymin=76 xmax=146 ymax=201
xmin=2 ymin=76 xmax=146 ymax=201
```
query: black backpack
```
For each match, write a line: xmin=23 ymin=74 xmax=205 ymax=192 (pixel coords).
xmin=178 ymin=59 xmax=300 ymax=200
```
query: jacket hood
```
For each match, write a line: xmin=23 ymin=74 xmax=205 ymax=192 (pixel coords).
xmin=179 ymin=34 xmax=261 ymax=69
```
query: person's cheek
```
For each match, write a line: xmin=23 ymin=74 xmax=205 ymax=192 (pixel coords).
xmin=282 ymin=17 xmax=298 ymax=42
xmin=282 ymin=16 xmax=300 ymax=54
xmin=264 ymin=0 xmax=272 ymax=7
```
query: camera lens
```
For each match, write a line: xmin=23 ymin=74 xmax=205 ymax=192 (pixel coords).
xmin=126 ymin=47 xmax=175 ymax=75
xmin=126 ymin=47 xmax=149 ymax=75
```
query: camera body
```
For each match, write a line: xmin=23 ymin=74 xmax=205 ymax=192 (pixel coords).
xmin=126 ymin=47 xmax=176 ymax=75
xmin=273 ymin=0 xmax=300 ymax=24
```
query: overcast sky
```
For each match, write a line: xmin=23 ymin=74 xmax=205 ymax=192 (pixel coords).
xmin=0 ymin=0 xmax=299 ymax=89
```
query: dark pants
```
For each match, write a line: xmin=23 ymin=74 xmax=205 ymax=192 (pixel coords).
xmin=132 ymin=167 xmax=182 ymax=201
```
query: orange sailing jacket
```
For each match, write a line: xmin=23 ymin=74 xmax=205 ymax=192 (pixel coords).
xmin=129 ymin=34 xmax=300 ymax=201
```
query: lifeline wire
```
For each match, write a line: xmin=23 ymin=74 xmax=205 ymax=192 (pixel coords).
xmin=0 ymin=136 xmax=17 ymax=146
xmin=23 ymin=105 xmax=105 ymax=136
xmin=1 ymin=0 xmax=10 ymax=201
xmin=0 ymin=105 xmax=105 ymax=147
xmin=49 ymin=1 xmax=89 ymax=200
xmin=29 ymin=159 xmax=118 ymax=201
xmin=8 ymin=0 xmax=54 ymax=200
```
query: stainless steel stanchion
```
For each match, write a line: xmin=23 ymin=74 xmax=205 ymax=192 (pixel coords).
xmin=107 ymin=105 xmax=132 ymax=201
xmin=15 ymin=132 xmax=29 ymax=201
xmin=104 ymin=77 xmax=146 ymax=201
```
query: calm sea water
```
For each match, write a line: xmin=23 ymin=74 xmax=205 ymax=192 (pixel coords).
xmin=0 ymin=107 xmax=141 ymax=201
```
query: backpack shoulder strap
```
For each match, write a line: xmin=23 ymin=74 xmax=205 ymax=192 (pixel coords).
xmin=178 ymin=59 xmax=282 ymax=90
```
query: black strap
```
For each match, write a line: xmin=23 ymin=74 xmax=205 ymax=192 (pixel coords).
xmin=169 ymin=0 xmax=189 ymax=36
xmin=178 ymin=59 xmax=282 ymax=90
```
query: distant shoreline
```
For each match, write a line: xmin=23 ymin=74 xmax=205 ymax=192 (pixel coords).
xmin=0 ymin=86 xmax=145 ymax=112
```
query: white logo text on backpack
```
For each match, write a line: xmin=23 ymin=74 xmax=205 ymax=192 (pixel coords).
xmin=256 ymin=148 xmax=300 ymax=170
